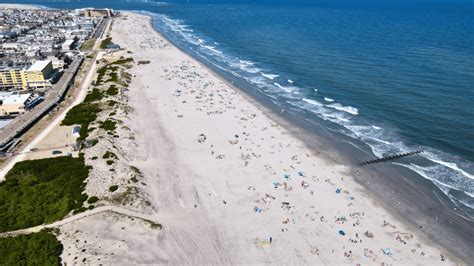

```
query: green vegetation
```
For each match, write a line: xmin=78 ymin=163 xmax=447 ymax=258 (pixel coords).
xmin=84 ymin=88 xmax=104 ymax=103
xmin=111 ymin=186 xmax=139 ymax=206
xmin=103 ymin=151 xmax=118 ymax=159
xmin=106 ymin=160 xmax=114 ymax=165
xmin=96 ymin=65 xmax=118 ymax=85
xmin=62 ymin=103 xmax=101 ymax=140
xmin=62 ymin=85 xmax=106 ymax=140
xmin=90 ymin=139 xmax=99 ymax=147
xmin=96 ymin=66 xmax=107 ymax=85
xmin=106 ymin=85 xmax=119 ymax=96
xmin=100 ymin=119 xmax=117 ymax=132
xmin=109 ymin=57 xmax=134 ymax=66
xmin=0 ymin=230 xmax=62 ymax=265
xmin=99 ymin=37 xmax=112 ymax=49
xmin=149 ymin=222 xmax=162 ymax=230
xmin=130 ymin=166 xmax=142 ymax=175
xmin=80 ymin=38 xmax=96 ymax=51
xmin=105 ymin=71 xmax=118 ymax=83
xmin=95 ymin=58 xmax=133 ymax=85
xmin=87 ymin=196 xmax=99 ymax=204
xmin=0 ymin=156 xmax=90 ymax=232
xmin=109 ymin=185 xmax=119 ymax=192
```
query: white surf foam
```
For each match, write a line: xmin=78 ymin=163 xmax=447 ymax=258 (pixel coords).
xmin=322 ymin=113 xmax=350 ymax=123
xmin=201 ymin=45 xmax=222 ymax=54
xmin=427 ymin=158 xmax=474 ymax=180
xmin=239 ymin=60 xmax=254 ymax=65
xmin=302 ymin=98 xmax=323 ymax=106
xmin=273 ymin=83 xmax=292 ymax=93
xmin=393 ymin=163 xmax=460 ymax=190
xmin=324 ymin=97 xmax=334 ymax=102
xmin=262 ymin=73 xmax=280 ymax=80
xmin=288 ymin=79 xmax=294 ymax=84
xmin=326 ymin=103 xmax=359 ymax=115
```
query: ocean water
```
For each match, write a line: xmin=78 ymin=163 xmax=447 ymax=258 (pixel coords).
xmin=8 ymin=0 xmax=474 ymax=218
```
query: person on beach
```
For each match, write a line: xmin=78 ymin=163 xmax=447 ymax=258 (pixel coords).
xmin=269 ymin=236 xmax=272 ymax=244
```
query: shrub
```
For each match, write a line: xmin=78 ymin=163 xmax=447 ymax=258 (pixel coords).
xmin=84 ymin=88 xmax=104 ymax=103
xmin=102 ymin=151 xmax=117 ymax=159
xmin=0 ymin=231 xmax=62 ymax=265
xmin=87 ymin=196 xmax=99 ymax=204
xmin=106 ymin=85 xmax=119 ymax=96
xmin=109 ymin=185 xmax=119 ymax=192
xmin=62 ymin=103 xmax=101 ymax=140
xmin=110 ymin=58 xmax=134 ymax=66
xmin=99 ymin=37 xmax=112 ymax=49
xmin=0 ymin=156 xmax=90 ymax=232
xmin=100 ymin=119 xmax=116 ymax=132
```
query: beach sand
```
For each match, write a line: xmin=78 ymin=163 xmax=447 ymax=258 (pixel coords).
xmin=96 ymin=12 xmax=456 ymax=264
xmin=0 ymin=4 xmax=41 ymax=10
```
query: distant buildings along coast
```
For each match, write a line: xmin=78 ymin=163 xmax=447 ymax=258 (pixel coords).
xmin=0 ymin=6 xmax=116 ymax=143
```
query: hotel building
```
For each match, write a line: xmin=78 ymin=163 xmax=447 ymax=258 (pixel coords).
xmin=0 ymin=60 xmax=54 ymax=90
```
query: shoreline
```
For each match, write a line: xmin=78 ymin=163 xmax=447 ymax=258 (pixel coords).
xmin=142 ymin=11 xmax=474 ymax=262
xmin=110 ymin=13 xmax=460 ymax=263
xmin=0 ymin=3 xmax=44 ymax=9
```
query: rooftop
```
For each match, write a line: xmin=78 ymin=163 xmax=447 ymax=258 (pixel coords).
xmin=0 ymin=92 xmax=31 ymax=105
xmin=28 ymin=60 xmax=51 ymax=72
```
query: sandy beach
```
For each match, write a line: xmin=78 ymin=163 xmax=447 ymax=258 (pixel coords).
xmin=0 ymin=4 xmax=41 ymax=9
xmin=76 ymin=12 xmax=457 ymax=264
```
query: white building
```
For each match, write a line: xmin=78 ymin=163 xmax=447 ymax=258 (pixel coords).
xmin=0 ymin=92 xmax=32 ymax=116
xmin=61 ymin=39 xmax=75 ymax=51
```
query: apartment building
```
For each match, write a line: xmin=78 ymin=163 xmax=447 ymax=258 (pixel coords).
xmin=0 ymin=60 xmax=54 ymax=90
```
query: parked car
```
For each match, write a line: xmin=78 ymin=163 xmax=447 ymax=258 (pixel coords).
xmin=52 ymin=150 xmax=62 ymax=155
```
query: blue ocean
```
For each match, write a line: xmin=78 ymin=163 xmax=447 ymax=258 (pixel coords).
xmin=7 ymin=0 xmax=474 ymax=217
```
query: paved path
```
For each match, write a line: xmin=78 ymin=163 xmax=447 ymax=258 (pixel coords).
xmin=0 ymin=205 xmax=159 ymax=238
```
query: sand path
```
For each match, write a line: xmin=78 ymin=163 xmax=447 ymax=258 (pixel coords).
xmin=0 ymin=205 xmax=159 ymax=238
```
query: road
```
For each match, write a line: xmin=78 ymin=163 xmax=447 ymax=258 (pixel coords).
xmin=0 ymin=205 xmax=160 ymax=238
xmin=0 ymin=52 xmax=104 ymax=181
xmin=93 ymin=18 xmax=109 ymax=39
